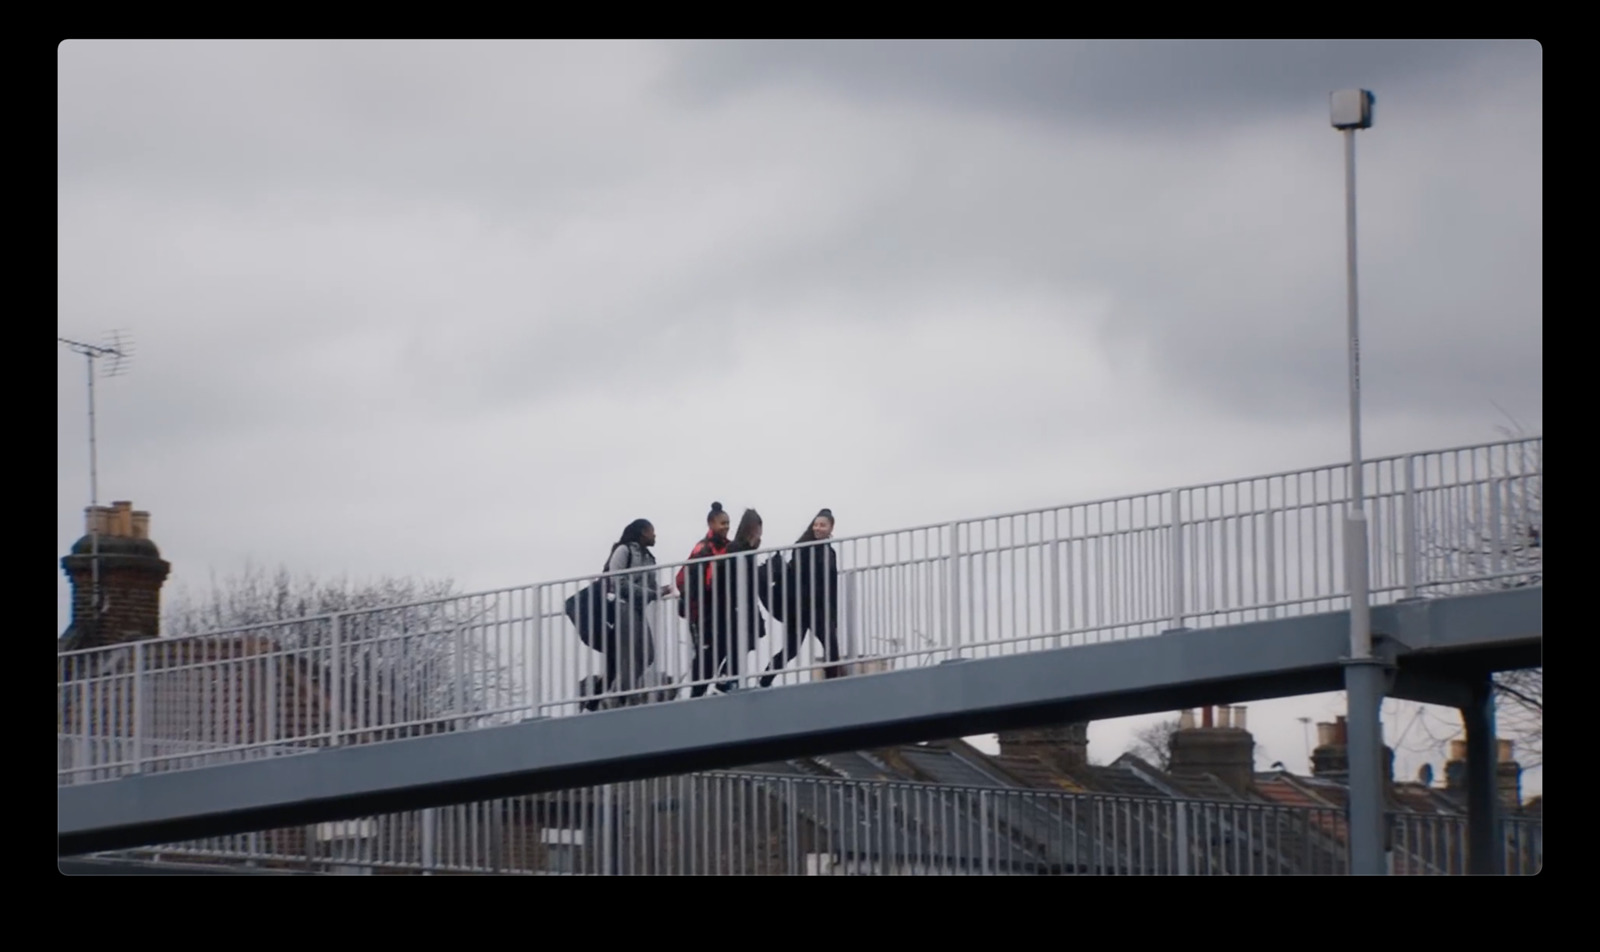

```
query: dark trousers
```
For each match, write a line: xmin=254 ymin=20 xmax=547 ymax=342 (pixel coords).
xmin=764 ymin=611 xmax=843 ymax=681
xmin=603 ymin=607 xmax=655 ymax=695
xmin=687 ymin=618 xmax=716 ymax=697
xmin=688 ymin=610 xmax=764 ymax=696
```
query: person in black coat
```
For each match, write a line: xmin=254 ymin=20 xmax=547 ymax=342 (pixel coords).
xmin=704 ymin=508 xmax=769 ymax=693
xmin=760 ymin=509 xmax=844 ymax=687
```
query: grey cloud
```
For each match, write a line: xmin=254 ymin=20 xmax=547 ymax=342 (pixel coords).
xmin=665 ymin=40 xmax=1537 ymax=133
xmin=57 ymin=40 xmax=678 ymax=211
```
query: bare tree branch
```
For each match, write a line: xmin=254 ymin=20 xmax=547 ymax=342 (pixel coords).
xmin=162 ymin=561 xmax=517 ymax=729
xmin=1131 ymin=718 xmax=1181 ymax=771
xmin=1495 ymin=677 xmax=1542 ymax=714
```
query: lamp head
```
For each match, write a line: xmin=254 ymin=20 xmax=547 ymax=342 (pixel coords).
xmin=1330 ymin=89 xmax=1375 ymax=130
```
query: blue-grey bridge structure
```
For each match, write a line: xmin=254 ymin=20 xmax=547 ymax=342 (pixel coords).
xmin=58 ymin=437 xmax=1541 ymax=873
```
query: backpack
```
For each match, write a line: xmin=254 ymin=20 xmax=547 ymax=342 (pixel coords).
xmin=563 ymin=542 xmax=633 ymax=648
xmin=757 ymin=552 xmax=788 ymax=624
xmin=564 ymin=579 xmax=614 ymax=650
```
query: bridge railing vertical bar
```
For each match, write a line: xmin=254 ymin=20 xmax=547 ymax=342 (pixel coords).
xmin=1264 ymin=503 xmax=1279 ymax=619
xmin=264 ymin=646 xmax=278 ymax=753
xmin=963 ymin=524 xmax=977 ymax=661
xmin=1175 ymin=799 xmax=1189 ymax=875
xmin=1169 ymin=489 xmax=1184 ymax=630
xmin=131 ymin=640 xmax=145 ymax=774
xmin=452 ymin=620 xmax=466 ymax=732
xmin=533 ymin=590 xmax=551 ymax=719
xmin=1050 ymin=530 xmax=1063 ymax=650
xmin=946 ymin=522 xmax=962 ymax=659
xmin=1373 ymin=460 xmax=1392 ymax=601
xmin=1203 ymin=487 xmax=1218 ymax=624
xmin=972 ymin=520 xmax=988 ymax=658
xmin=1489 ymin=469 xmax=1504 ymax=580
xmin=1011 ymin=516 xmax=1024 ymax=654
xmin=328 ymin=613 xmax=342 ymax=748
xmin=1402 ymin=453 xmax=1419 ymax=599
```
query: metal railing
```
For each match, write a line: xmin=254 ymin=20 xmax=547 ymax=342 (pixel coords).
xmin=83 ymin=772 xmax=1542 ymax=875
xmin=58 ymin=437 xmax=1541 ymax=783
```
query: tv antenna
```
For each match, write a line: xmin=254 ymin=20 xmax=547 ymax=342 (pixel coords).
xmin=58 ymin=330 xmax=134 ymax=636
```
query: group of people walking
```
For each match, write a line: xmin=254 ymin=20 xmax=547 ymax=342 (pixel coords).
xmin=566 ymin=503 xmax=845 ymax=709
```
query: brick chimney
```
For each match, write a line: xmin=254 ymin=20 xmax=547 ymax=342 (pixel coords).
xmin=60 ymin=501 xmax=170 ymax=650
xmin=1498 ymin=739 xmax=1523 ymax=809
xmin=1311 ymin=717 xmax=1349 ymax=776
xmin=996 ymin=723 xmax=1089 ymax=770
xmin=1443 ymin=739 xmax=1467 ymax=790
xmin=1168 ymin=706 xmax=1256 ymax=792
xmin=1446 ymin=738 xmax=1523 ymax=808
xmin=1310 ymin=715 xmax=1395 ymax=782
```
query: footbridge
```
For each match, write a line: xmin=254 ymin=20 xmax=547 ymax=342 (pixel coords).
xmin=58 ymin=437 xmax=1541 ymax=868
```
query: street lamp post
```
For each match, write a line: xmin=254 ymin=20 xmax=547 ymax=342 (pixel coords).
xmin=1330 ymin=88 xmax=1387 ymax=876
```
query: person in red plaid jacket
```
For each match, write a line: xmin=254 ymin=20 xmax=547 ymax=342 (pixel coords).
xmin=677 ymin=501 xmax=731 ymax=696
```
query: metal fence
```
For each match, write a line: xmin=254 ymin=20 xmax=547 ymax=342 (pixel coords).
xmin=58 ymin=437 xmax=1542 ymax=783
xmin=84 ymin=772 xmax=1542 ymax=876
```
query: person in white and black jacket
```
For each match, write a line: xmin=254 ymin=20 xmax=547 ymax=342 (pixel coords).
xmin=760 ymin=509 xmax=844 ymax=686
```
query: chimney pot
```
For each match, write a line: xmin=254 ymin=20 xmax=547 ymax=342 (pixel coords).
xmin=1316 ymin=722 xmax=1336 ymax=747
xmin=1232 ymin=706 xmax=1247 ymax=731
xmin=1497 ymin=739 xmax=1514 ymax=764
xmin=1334 ymin=716 xmax=1348 ymax=745
xmin=131 ymin=511 xmax=150 ymax=539
xmin=85 ymin=505 xmax=111 ymax=537
xmin=1178 ymin=709 xmax=1195 ymax=730
xmin=1448 ymin=740 xmax=1467 ymax=762
xmin=1202 ymin=706 xmax=1213 ymax=728
xmin=1217 ymin=706 xmax=1232 ymax=728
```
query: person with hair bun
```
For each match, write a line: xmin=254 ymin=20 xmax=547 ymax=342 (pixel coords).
xmin=678 ymin=502 xmax=731 ymax=697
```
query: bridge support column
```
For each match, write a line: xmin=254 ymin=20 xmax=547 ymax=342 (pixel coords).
xmin=1461 ymin=675 xmax=1504 ymax=874
xmin=1343 ymin=656 xmax=1389 ymax=875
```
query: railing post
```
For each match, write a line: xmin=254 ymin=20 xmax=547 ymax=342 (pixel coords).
xmin=265 ymin=649 xmax=278 ymax=747
xmin=1263 ymin=509 xmax=1277 ymax=620
xmin=600 ymin=783 xmax=616 ymax=875
xmin=453 ymin=623 xmax=466 ymax=730
xmin=1175 ymin=800 xmax=1189 ymax=875
xmin=132 ymin=640 xmax=145 ymax=774
xmin=421 ymin=807 xmax=437 ymax=875
xmin=979 ymin=790 xmax=991 ymax=875
xmin=1169 ymin=490 xmax=1186 ymax=630
xmin=786 ymin=778 xmax=799 ymax=877
xmin=329 ymin=613 xmax=343 ymax=748
xmin=1050 ymin=540 xmax=1063 ymax=650
xmin=1402 ymin=454 xmax=1419 ymax=599
xmin=734 ymin=556 xmax=749 ymax=685
xmin=946 ymin=522 xmax=963 ymax=657
xmin=1488 ymin=476 xmax=1504 ymax=580
xmin=78 ymin=674 xmax=90 ymax=781
xmin=530 ymin=586 xmax=545 ymax=718
xmin=841 ymin=570 xmax=860 ymax=661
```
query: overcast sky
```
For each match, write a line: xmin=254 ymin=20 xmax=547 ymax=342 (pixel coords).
xmin=57 ymin=40 xmax=1542 ymax=796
